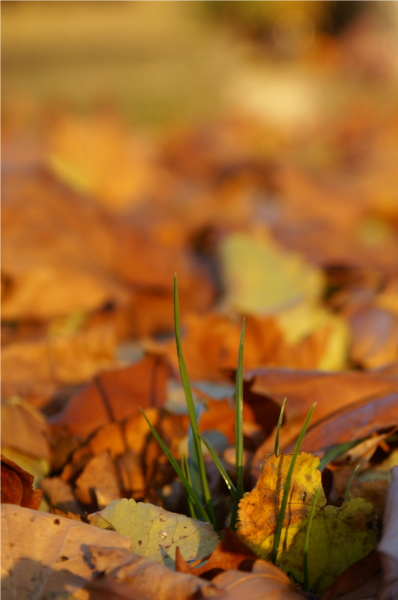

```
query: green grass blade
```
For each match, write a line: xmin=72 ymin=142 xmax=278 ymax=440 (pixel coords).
xmin=229 ymin=317 xmax=245 ymax=532
xmin=140 ymin=408 xmax=210 ymax=524
xmin=188 ymin=405 xmax=204 ymax=501
xmin=200 ymin=435 xmax=236 ymax=496
xmin=344 ymin=464 xmax=360 ymax=502
xmin=303 ymin=485 xmax=322 ymax=592
xmin=174 ymin=274 xmax=217 ymax=530
xmin=271 ymin=403 xmax=316 ymax=564
xmin=274 ymin=397 xmax=287 ymax=457
xmin=181 ymin=453 xmax=197 ymax=519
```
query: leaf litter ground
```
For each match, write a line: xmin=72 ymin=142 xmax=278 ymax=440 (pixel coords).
xmin=2 ymin=18 xmax=398 ymax=600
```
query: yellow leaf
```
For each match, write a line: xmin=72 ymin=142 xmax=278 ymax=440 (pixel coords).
xmin=238 ymin=453 xmax=380 ymax=595
xmin=219 ymin=230 xmax=324 ymax=314
xmin=276 ymin=302 xmax=350 ymax=371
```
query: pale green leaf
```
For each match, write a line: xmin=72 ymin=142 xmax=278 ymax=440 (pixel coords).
xmin=89 ymin=498 xmax=219 ymax=568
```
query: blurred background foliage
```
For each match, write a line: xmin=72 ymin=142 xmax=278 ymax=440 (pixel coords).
xmin=3 ymin=1 xmax=397 ymax=129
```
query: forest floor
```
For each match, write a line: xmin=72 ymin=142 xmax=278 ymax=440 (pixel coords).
xmin=2 ymin=4 xmax=398 ymax=600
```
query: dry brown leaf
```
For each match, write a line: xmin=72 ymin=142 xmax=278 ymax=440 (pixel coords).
xmin=40 ymin=476 xmax=84 ymax=515
xmin=247 ymin=369 xmax=398 ymax=425
xmin=248 ymin=369 xmax=398 ymax=461
xmin=348 ymin=305 xmax=398 ymax=370
xmin=55 ymin=406 xmax=189 ymax=508
xmin=49 ymin=355 xmax=170 ymax=438
xmin=163 ymin=311 xmax=348 ymax=383
xmin=1 ymin=168 xmax=128 ymax=320
xmin=297 ymin=392 xmax=398 ymax=455
xmin=83 ymin=549 xmax=303 ymax=600
xmin=49 ymin=508 xmax=84 ymax=522
xmin=2 ymin=166 xmax=213 ymax=335
xmin=162 ymin=312 xmax=280 ymax=381
xmin=1 ymin=398 xmax=50 ymax=461
xmin=1 ymin=504 xmax=132 ymax=600
xmin=46 ymin=111 xmax=155 ymax=210
xmin=83 ymin=578 xmax=154 ymax=600
xmin=209 ymin=560 xmax=306 ymax=600
xmin=83 ymin=546 xmax=217 ymax=600
xmin=175 ymin=527 xmax=257 ymax=577
xmin=1 ymin=326 xmax=116 ymax=404
xmin=75 ymin=450 xmax=121 ymax=509
xmin=269 ymin=163 xmax=398 ymax=274
xmin=1 ymin=456 xmax=42 ymax=509
xmin=198 ymin=398 xmax=243 ymax=445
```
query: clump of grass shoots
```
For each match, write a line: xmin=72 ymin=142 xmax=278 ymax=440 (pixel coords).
xmin=142 ymin=275 xmax=246 ymax=533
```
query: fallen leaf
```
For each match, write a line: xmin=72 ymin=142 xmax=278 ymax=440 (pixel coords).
xmin=327 ymin=464 xmax=389 ymax=519
xmin=1 ymin=447 xmax=49 ymax=496
xmin=238 ymin=452 xmax=380 ymax=594
xmin=175 ymin=527 xmax=257 ymax=577
xmin=1 ymin=326 xmax=116 ymax=405
xmin=209 ymin=559 xmax=306 ymax=600
xmin=348 ymin=304 xmax=398 ymax=370
xmin=1 ymin=504 xmax=132 ymax=600
xmin=247 ymin=369 xmax=398 ymax=461
xmin=162 ymin=311 xmax=350 ymax=383
xmin=275 ymin=302 xmax=350 ymax=372
xmin=323 ymin=549 xmax=382 ymax=600
xmin=198 ymin=398 xmax=245 ymax=445
xmin=238 ymin=453 xmax=324 ymax=555
xmin=75 ymin=450 xmax=121 ymax=509
xmin=1 ymin=397 xmax=50 ymax=460
xmin=55 ymin=406 xmax=190 ymax=511
xmin=40 ymin=477 xmax=84 ymax=515
xmin=83 ymin=546 xmax=217 ymax=600
xmin=83 ymin=547 xmax=305 ymax=600
xmin=161 ymin=312 xmax=283 ymax=381
xmin=89 ymin=498 xmax=219 ymax=569
xmin=297 ymin=392 xmax=398 ymax=455
xmin=47 ymin=110 xmax=155 ymax=210
xmin=49 ymin=355 xmax=170 ymax=438
xmin=377 ymin=466 xmax=398 ymax=600
xmin=247 ymin=369 xmax=398 ymax=426
xmin=1 ymin=456 xmax=42 ymax=509
xmin=219 ymin=229 xmax=324 ymax=313
xmin=1 ymin=167 xmax=128 ymax=320
xmin=2 ymin=166 xmax=213 ymax=334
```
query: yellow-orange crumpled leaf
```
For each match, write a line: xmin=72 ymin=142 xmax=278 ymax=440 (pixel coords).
xmin=238 ymin=453 xmax=324 ymax=555
xmin=238 ymin=452 xmax=380 ymax=595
